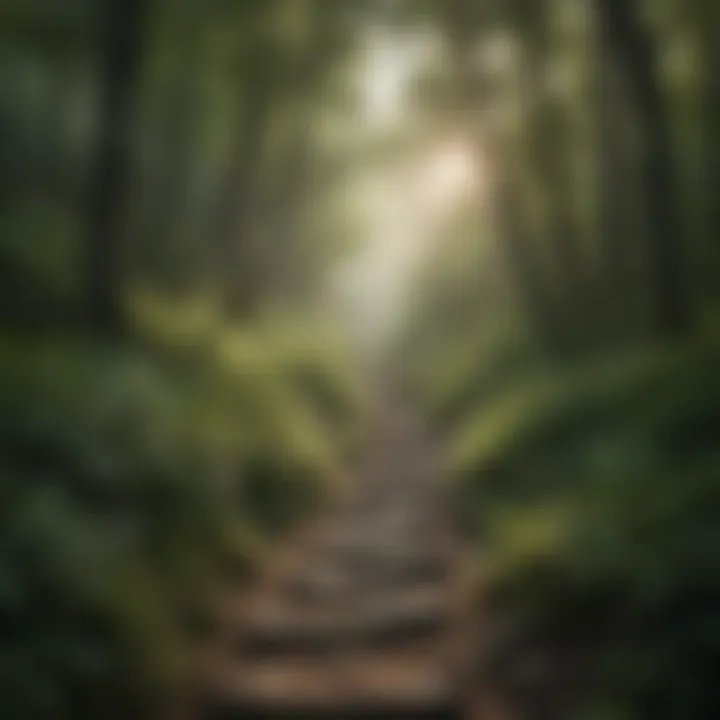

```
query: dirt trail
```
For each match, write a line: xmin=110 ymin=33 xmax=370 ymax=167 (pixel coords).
xmin=196 ymin=387 xmax=487 ymax=719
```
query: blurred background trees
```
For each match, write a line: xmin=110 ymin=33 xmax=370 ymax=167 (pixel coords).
xmin=1 ymin=0 xmax=719 ymax=717
xmin=399 ymin=1 xmax=720 ymax=717
xmin=0 ymin=1 xmax=367 ymax=715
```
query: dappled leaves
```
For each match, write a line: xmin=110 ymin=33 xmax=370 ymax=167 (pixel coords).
xmin=0 ymin=317 xmax=363 ymax=717
xmin=443 ymin=340 xmax=720 ymax=717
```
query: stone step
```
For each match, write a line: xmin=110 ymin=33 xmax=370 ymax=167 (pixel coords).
xmin=279 ymin=555 xmax=450 ymax=605
xmin=267 ymin=536 xmax=454 ymax=600
xmin=238 ymin=587 xmax=450 ymax=657
xmin=195 ymin=395 xmax=473 ymax=720
xmin=327 ymin=489 xmax=445 ymax=519
xmin=308 ymin=524 xmax=442 ymax=559
xmin=335 ymin=547 xmax=453 ymax=584
xmin=308 ymin=518 xmax=449 ymax=552
xmin=203 ymin=696 xmax=461 ymax=719
xmin=207 ymin=645 xmax=463 ymax=717
xmin=281 ymin=563 xmax=353 ymax=605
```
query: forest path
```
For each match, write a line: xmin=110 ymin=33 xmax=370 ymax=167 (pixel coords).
xmin=195 ymin=384 xmax=490 ymax=719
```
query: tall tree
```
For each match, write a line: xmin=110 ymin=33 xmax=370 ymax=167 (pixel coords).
xmin=591 ymin=16 xmax=645 ymax=341
xmin=439 ymin=0 xmax=571 ymax=355
xmin=86 ymin=0 xmax=146 ymax=336
xmin=514 ymin=6 xmax=592 ymax=353
xmin=492 ymin=166 xmax=566 ymax=355
xmin=215 ymin=37 xmax=279 ymax=317
xmin=690 ymin=0 xmax=720 ymax=299
xmin=595 ymin=0 xmax=691 ymax=335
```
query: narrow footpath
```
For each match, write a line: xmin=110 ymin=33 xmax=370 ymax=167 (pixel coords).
xmin=197 ymin=387 xmax=494 ymax=719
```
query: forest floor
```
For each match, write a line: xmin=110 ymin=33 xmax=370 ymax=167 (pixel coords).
xmin=187 ymin=385 xmax=508 ymax=719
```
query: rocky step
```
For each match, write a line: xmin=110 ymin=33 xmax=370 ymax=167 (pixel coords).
xmin=306 ymin=525 xmax=445 ymax=561
xmin=205 ymin=644 xmax=465 ymax=718
xmin=203 ymin=705 xmax=461 ymax=719
xmin=281 ymin=563 xmax=352 ymax=605
xmin=256 ymin=543 xmax=451 ymax=600
xmin=305 ymin=524 xmax=451 ymax=559
xmin=349 ymin=478 xmax=443 ymax=503
xmin=318 ymin=505 xmax=445 ymax=536
xmin=295 ymin=554 xmax=451 ymax=596
xmin=266 ymin=539 xmax=454 ymax=601
xmin=334 ymin=547 xmax=453 ymax=585
xmin=279 ymin=555 xmax=451 ymax=606
xmin=326 ymin=486 xmax=446 ymax=518
xmin=237 ymin=587 xmax=450 ymax=657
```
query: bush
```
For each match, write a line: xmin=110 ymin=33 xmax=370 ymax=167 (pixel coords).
xmin=444 ymin=341 xmax=720 ymax=718
xmin=0 ymin=316 xmax=363 ymax=718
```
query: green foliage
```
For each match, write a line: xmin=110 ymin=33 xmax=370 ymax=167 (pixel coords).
xmin=446 ymin=341 xmax=720 ymax=717
xmin=411 ymin=330 xmax=538 ymax=433
xmin=0 ymin=315 xmax=362 ymax=717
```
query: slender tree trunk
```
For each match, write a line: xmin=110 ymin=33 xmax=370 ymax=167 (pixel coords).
xmin=255 ymin=36 xmax=330 ymax=306
xmin=260 ymin=135 xmax=314 ymax=303
xmin=215 ymin=43 xmax=278 ymax=318
xmin=706 ymin=50 xmax=720 ymax=244
xmin=146 ymin=76 xmax=199 ymax=290
xmin=594 ymin=28 xmax=643 ymax=340
xmin=493 ymin=170 xmax=566 ymax=357
xmin=443 ymin=0 xmax=563 ymax=355
xmin=595 ymin=0 xmax=691 ymax=336
xmin=697 ymin=21 xmax=720 ymax=300
xmin=521 ymin=45 xmax=591 ymax=352
xmin=86 ymin=0 xmax=145 ymax=337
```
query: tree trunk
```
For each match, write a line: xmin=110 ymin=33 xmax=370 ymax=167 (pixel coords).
xmin=144 ymin=76 xmax=200 ymax=290
xmin=697 ymin=18 xmax=720 ymax=301
xmin=493 ymin=170 xmax=566 ymax=357
xmin=593 ymin=26 xmax=645 ymax=341
xmin=595 ymin=0 xmax=691 ymax=336
xmin=86 ymin=0 xmax=145 ymax=337
xmin=518 ymin=32 xmax=591 ymax=353
xmin=215 ymin=43 xmax=278 ymax=318
xmin=442 ymin=0 xmax=564 ymax=355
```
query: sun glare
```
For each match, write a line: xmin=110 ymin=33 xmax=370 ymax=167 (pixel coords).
xmin=416 ymin=141 xmax=484 ymax=211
